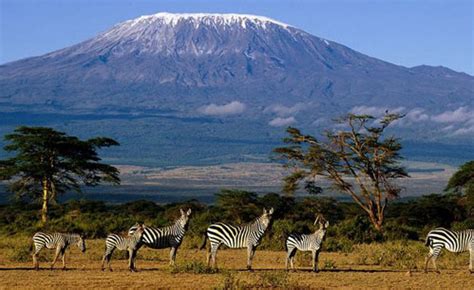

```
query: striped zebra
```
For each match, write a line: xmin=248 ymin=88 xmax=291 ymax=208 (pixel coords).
xmin=32 ymin=232 xmax=86 ymax=270
xmin=200 ymin=207 xmax=274 ymax=270
xmin=424 ymin=227 xmax=474 ymax=273
xmin=285 ymin=214 xmax=329 ymax=272
xmin=102 ymin=224 xmax=145 ymax=272
xmin=128 ymin=208 xmax=192 ymax=266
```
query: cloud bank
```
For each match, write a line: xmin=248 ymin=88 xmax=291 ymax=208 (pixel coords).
xmin=264 ymin=103 xmax=305 ymax=117
xmin=349 ymin=105 xmax=474 ymax=137
xmin=269 ymin=116 xmax=296 ymax=127
xmin=199 ymin=101 xmax=246 ymax=116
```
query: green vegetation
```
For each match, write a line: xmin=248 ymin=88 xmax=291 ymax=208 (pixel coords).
xmin=274 ymin=113 xmax=408 ymax=231
xmin=0 ymin=126 xmax=120 ymax=224
xmin=170 ymin=260 xmax=219 ymax=274
xmin=1 ymin=187 xmax=472 ymax=252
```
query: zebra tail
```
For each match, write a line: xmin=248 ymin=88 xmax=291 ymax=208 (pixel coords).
xmin=199 ymin=233 xmax=208 ymax=250
xmin=283 ymin=231 xmax=289 ymax=251
xmin=424 ymin=235 xmax=431 ymax=247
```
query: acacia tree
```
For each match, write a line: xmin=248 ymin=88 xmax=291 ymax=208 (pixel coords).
xmin=0 ymin=126 xmax=120 ymax=224
xmin=446 ymin=161 xmax=474 ymax=195
xmin=274 ymin=113 xmax=408 ymax=231
xmin=446 ymin=161 xmax=474 ymax=215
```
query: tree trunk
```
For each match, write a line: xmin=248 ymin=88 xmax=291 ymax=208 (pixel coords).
xmin=367 ymin=206 xmax=384 ymax=232
xmin=41 ymin=179 xmax=49 ymax=225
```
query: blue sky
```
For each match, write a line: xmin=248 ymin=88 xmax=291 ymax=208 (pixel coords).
xmin=1 ymin=0 xmax=472 ymax=74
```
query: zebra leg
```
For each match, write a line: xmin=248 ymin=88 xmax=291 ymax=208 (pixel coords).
xmin=431 ymin=257 xmax=440 ymax=274
xmin=32 ymin=246 xmax=42 ymax=270
xmin=129 ymin=249 xmax=138 ymax=272
xmin=102 ymin=246 xmax=114 ymax=271
xmin=430 ymin=247 xmax=441 ymax=274
xmin=312 ymin=250 xmax=317 ymax=272
xmin=169 ymin=247 xmax=177 ymax=266
xmin=247 ymin=246 xmax=256 ymax=271
xmin=469 ymin=247 xmax=473 ymax=273
xmin=101 ymin=254 xmax=107 ymax=271
xmin=313 ymin=250 xmax=321 ymax=272
xmin=209 ymin=243 xmax=220 ymax=268
xmin=61 ymin=251 xmax=66 ymax=270
xmin=286 ymin=246 xmax=297 ymax=271
xmin=50 ymin=247 xmax=61 ymax=270
xmin=424 ymin=247 xmax=434 ymax=273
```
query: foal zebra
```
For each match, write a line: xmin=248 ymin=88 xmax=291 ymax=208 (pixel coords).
xmin=102 ymin=224 xmax=145 ymax=272
xmin=128 ymin=208 xmax=192 ymax=266
xmin=424 ymin=227 xmax=474 ymax=273
xmin=32 ymin=232 xmax=86 ymax=270
xmin=200 ymin=208 xmax=274 ymax=270
xmin=285 ymin=214 xmax=329 ymax=272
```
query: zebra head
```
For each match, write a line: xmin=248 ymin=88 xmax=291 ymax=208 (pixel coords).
xmin=77 ymin=234 xmax=86 ymax=253
xmin=259 ymin=207 xmax=274 ymax=228
xmin=133 ymin=223 xmax=146 ymax=239
xmin=178 ymin=208 xmax=192 ymax=229
xmin=314 ymin=214 xmax=329 ymax=232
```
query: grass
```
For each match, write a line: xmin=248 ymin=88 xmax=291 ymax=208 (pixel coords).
xmin=0 ymin=235 xmax=472 ymax=288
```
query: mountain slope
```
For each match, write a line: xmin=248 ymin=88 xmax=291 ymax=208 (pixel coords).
xmin=0 ymin=13 xmax=472 ymax=166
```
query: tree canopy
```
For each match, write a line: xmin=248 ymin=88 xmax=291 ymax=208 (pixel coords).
xmin=0 ymin=126 xmax=120 ymax=224
xmin=274 ymin=113 xmax=408 ymax=231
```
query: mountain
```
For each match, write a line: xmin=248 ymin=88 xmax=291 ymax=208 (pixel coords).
xmin=0 ymin=13 xmax=473 ymax=166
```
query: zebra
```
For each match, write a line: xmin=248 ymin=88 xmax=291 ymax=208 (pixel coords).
xmin=101 ymin=223 xmax=145 ymax=272
xmin=285 ymin=214 xmax=329 ymax=272
xmin=128 ymin=208 xmax=192 ymax=266
xmin=32 ymin=232 xmax=86 ymax=270
xmin=200 ymin=207 xmax=274 ymax=270
xmin=424 ymin=227 xmax=474 ymax=273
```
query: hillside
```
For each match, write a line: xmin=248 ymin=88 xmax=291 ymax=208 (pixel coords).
xmin=0 ymin=13 xmax=472 ymax=166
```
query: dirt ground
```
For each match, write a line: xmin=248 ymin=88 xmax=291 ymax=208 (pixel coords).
xmin=1 ymin=246 xmax=473 ymax=289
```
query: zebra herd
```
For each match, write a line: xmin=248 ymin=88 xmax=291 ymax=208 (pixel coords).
xmin=31 ymin=207 xmax=474 ymax=273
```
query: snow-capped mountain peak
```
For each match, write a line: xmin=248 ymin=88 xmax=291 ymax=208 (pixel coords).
xmin=122 ymin=12 xmax=292 ymax=30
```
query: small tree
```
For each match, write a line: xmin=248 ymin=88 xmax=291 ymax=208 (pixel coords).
xmin=215 ymin=189 xmax=260 ymax=223
xmin=274 ymin=113 xmax=408 ymax=231
xmin=0 ymin=126 xmax=120 ymax=224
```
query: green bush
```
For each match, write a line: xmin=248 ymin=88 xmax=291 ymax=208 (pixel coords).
xmin=170 ymin=260 xmax=219 ymax=274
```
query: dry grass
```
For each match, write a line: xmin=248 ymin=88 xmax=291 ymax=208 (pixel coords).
xmin=0 ymin=236 xmax=473 ymax=288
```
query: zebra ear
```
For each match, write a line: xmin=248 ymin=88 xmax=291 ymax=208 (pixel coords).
xmin=268 ymin=208 xmax=274 ymax=215
xmin=180 ymin=208 xmax=185 ymax=216
xmin=324 ymin=221 xmax=329 ymax=228
xmin=263 ymin=208 xmax=267 ymax=214
xmin=314 ymin=215 xmax=320 ymax=225
xmin=186 ymin=208 xmax=192 ymax=216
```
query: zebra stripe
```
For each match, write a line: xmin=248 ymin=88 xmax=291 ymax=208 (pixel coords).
xmin=102 ymin=224 xmax=145 ymax=272
xmin=203 ymin=207 xmax=274 ymax=270
xmin=32 ymin=232 xmax=85 ymax=270
xmin=424 ymin=227 xmax=474 ymax=273
xmin=285 ymin=215 xmax=329 ymax=272
xmin=128 ymin=208 xmax=192 ymax=266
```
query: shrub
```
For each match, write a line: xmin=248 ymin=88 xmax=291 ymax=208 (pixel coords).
xmin=170 ymin=260 xmax=219 ymax=274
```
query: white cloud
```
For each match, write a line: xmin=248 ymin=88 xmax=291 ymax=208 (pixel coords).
xmin=269 ymin=116 xmax=296 ymax=127
xmin=405 ymin=108 xmax=429 ymax=122
xmin=451 ymin=123 xmax=474 ymax=136
xmin=265 ymin=103 xmax=305 ymax=116
xmin=199 ymin=101 xmax=246 ymax=116
xmin=431 ymin=107 xmax=474 ymax=123
xmin=350 ymin=106 xmax=405 ymax=117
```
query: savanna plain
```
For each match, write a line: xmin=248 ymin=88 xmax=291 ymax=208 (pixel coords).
xmin=0 ymin=237 xmax=472 ymax=289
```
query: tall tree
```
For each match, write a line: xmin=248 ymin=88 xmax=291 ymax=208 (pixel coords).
xmin=446 ymin=161 xmax=474 ymax=195
xmin=446 ymin=160 xmax=474 ymax=215
xmin=274 ymin=113 xmax=408 ymax=231
xmin=0 ymin=126 xmax=120 ymax=224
